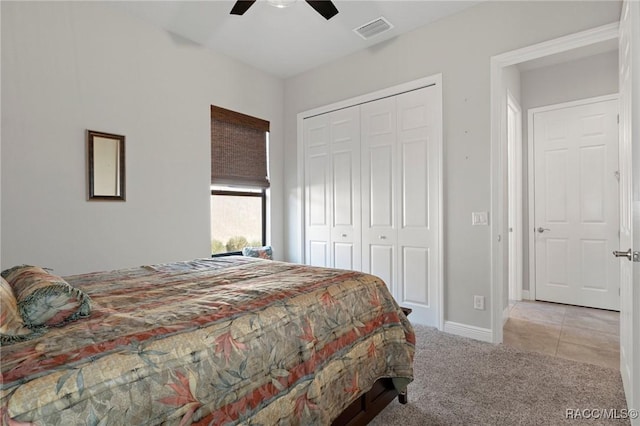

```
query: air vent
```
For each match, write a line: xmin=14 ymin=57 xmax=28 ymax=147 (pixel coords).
xmin=353 ymin=17 xmax=394 ymax=40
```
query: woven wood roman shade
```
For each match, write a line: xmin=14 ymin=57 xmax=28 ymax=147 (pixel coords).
xmin=211 ymin=105 xmax=270 ymax=188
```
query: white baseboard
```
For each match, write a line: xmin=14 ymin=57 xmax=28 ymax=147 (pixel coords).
xmin=522 ymin=290 xmax=531 ymax=300
xmin=443 ymin=321 xmax=493 ymax=343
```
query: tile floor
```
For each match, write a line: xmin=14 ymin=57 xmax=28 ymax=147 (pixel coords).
xmin=503 ymin=300 xmax=620 ymax=370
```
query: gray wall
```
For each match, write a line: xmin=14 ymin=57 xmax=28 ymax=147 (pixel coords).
xmin=1 ymin=2 xmax=285 ymax=275
xmin=521 ymin=50 xmax=619 ymax=293
xmin=283 ymin=1 xmax=621 ymax=329
xmin=0 ymin=0 xmax=623 ymax=332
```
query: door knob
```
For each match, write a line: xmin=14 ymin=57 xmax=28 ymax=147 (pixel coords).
xmin=537 ymin=227 xmax=551 ymax=233
xmin=612 ymin=249 xmax=640 ymax=262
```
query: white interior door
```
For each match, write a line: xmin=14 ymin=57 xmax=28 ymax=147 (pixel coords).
xmin=618 ymin=0 xmax=639 ymax=419
xmin=533 ymin=96 xmax=619 ymax=310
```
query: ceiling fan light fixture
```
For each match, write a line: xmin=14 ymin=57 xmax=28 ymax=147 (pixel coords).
xmin=266 ymin=0 xmax=297 ymax=9
xmin=230 ymin=0 xmax=337 ymax=19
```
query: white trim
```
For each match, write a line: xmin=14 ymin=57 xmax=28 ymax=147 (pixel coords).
xmin=297 ymin=75 xmax=440 ymax=120
xmin=435 ymin=79 xmax=445 ymax=332
xmin=443 ymin=321 xmax=493 ymax=343
xmin=490 ymin=22 xmax=619 ymax=344
xmin=507 ymin=90 xmax=523 ymax=303
xmin=438 ymin=77 xmax=444 ymax=332
xmin=492 ymin=22 xmax=619 ymax=67
xmin=297 ymin=74 xmax=444 ymax=331
xmin=296 ymin=109 xmax=305 ymax=264
xmin=527 ymin=107 xmax=537 ymax=303
xmin=503 ymin=305 xmax=511 ymax=325
xmin=522 ymin=290 xmax=531 ymax=300
xmin=527 ymin=93 xmax=619 ymax=305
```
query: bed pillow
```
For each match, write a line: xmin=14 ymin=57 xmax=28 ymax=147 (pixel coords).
xmin=0 ymin=277 xmax=38 ymax=345
xmin=1 ymin=265 xmax=91 ymax=328
xmin=242 ymin=245 xmax=273 ymax=260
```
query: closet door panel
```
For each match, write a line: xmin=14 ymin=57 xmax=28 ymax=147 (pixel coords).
xmin=402 ymin=140 xmax=429 ymax=228
xmin=361 ymin=97 xmax=397 ymax=291
xmin=304 ymin=114 xmax=331 ymax=267
xmin=309 ymin=241 xmax=329 ymax=267
xmin=369 ymin=145 xmax=394 ymax=227
xmin=401 ymin=246 xmax=430 ymax=304
xmin=370 ymin=245 xmax=394 ymax=293
xmin=330 ymin=106 xmax=361 ymax=270
xmin=307 ymin=154 xmax=329 ymax=226
xmin=332 ymin=151 xmax=354 ymax=226
xmin=396 ymin=85 xmax=441 ymax=326
xmin=334 ymin=243 xmax=355 ymax=270
xmin=305 ymin=106 xmax=361 ymax=270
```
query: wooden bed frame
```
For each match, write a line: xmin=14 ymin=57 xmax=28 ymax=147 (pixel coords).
xmin=331 ymin=307 xmax=412 ymax=426
xmin=331 ymin=377 xmax=407 ymax=426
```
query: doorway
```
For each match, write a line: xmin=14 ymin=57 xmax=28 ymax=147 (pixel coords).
xmin=489 ymin=22 xmax=620 ymax=344
xmin=504 ymin=82 xmax=620 ymax=372
xmin=491 ymin=15 xmax=640 ymax=419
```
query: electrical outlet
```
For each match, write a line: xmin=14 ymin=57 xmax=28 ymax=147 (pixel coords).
xmin=474 ymin=295 xmax=485 ymax=310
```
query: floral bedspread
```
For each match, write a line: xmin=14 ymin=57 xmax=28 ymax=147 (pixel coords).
xmin=0 ymin=257 xmax=415 ymax=425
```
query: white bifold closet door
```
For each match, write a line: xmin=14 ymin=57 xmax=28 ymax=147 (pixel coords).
xmin=361 ymin=86 xmax=440 ymax=326
xmin=304 ymin=106 xmax=361 ymax=270
xmin=303 ymin=83 xmax=441 ymax=327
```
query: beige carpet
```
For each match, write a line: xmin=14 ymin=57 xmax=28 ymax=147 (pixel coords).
xmin=370 ymin=325 xmax=629 ymax=425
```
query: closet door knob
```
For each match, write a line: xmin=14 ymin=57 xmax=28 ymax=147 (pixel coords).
xmin=378 ymin=235 xmax=387 ymax=240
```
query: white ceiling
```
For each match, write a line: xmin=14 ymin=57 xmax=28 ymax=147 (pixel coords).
xmin=113 ymin=0 xmax=481 ymax=78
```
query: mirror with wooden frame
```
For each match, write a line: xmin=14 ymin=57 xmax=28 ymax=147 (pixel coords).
xmin=87 ymin=130 xmax=125 ymax=201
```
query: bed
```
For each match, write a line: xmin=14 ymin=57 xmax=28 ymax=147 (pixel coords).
xmin=0 ymin=257 xmax=415 ymax=425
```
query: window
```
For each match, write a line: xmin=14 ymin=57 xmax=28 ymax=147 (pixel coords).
xmin=210 ymin=188 xmax=266 ymax=255
xmin=210 ymin=106 xmax=269 ymax=256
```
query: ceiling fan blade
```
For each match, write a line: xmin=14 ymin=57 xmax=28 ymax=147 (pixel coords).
xmin=230 ymin=0 xmax=256 ymax=15
xmin=305 ymin=0 xmax=339 ymax=20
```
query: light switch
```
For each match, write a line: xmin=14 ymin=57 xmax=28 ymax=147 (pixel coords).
xmin=472 ymin=211 xmax=489 ymax=226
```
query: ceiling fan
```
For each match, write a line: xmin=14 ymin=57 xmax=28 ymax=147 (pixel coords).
xmin=230 ymin=0 xmax=339 ymax=20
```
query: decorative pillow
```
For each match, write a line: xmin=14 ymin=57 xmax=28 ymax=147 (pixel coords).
xmin=242 ymin=245 xmax=273 ymax=260
xmin=1 ymin=265 xmax=91 ymax=328
xmin=0 ymin=277 xmax=38 ymax=345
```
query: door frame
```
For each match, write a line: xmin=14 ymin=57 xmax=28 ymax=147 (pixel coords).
xmin=527 ymin=94 xmax=620 ymax=304
xmin=507 ymin=90 xmax=523 ymax=303
xmin=489 ymin=22 xmax=619 ymax=344
xmin=296 ymin=73 xmax=444 ymax=330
